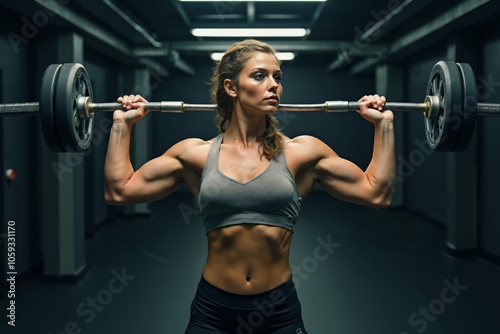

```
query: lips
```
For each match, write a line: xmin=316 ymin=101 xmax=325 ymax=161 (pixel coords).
xmin=266 ymin=96 xmax=279 ymax=103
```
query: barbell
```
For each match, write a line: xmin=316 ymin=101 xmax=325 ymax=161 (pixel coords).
xmin=0 ymin=61 xmax=499 ymax=153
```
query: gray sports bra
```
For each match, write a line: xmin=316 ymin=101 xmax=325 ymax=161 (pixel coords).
xmin=197 ymin=133 xmax=302 ymax=234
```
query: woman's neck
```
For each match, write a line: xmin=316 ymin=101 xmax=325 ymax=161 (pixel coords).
xmin=224 ymin=108 xmax=267 ymax=148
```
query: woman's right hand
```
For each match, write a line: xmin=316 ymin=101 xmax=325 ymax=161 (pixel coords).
xmin=113 ymin=94 xmax=150 ymax=125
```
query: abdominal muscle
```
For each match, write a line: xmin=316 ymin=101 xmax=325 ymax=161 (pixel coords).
xmin=202 ymin=224 xmax=293 ymax=295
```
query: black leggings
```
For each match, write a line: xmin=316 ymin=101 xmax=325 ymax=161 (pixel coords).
xmin=185 ymin=276 xmax=308 ymax=334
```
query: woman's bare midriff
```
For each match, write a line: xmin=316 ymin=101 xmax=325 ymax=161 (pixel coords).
xmin=202 ymin=224 xmax=293 ymax=295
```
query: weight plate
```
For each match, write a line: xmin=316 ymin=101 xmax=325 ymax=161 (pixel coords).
xmin=54 ymin=63 xmax=94 ymax=152
xmin=454 ymin=62 xmax=477 ymax=152
xmin=40 ymin=64 xmax=64 ymax=152
xmin=424 ymin=61 xmax=464 ymax=151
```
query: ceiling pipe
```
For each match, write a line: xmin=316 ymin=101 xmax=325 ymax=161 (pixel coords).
xmin=34 ymin=0 xmax=131 ymax=56
xmin=359 ymin=0 xmax=414 ymax=42
xmin=351 ymin=0 xmax=496 ymax=75
xmin=166 ymin=49 xmax=196 ymax=76
xmin=134 ymin=40 xmax=387 ymax=56
xmin=103 ymin=0 xmax=163 ymax=48
xmin=326 ymin=0 xmax=413 ymax=72
xmin=102 ymin=0 xmax=195 ymax=75
xmin=32 ymin=0 xmax=174 ymax=75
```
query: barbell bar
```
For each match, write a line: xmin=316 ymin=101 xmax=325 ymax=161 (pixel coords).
xmin=0 ymin=103 xmax=40 ymax=116
xmin=0 ymin=61 xmax=499 ymax=153
xmin=77 ymin=96 xmax=500 ymax=116
xmin=79 ymin=99 xmax=433 ymax=115
xmin=4 ymin=97 xmax=499 ymax=116
xmin=3 ymin=97 xmax=499 ymax=116
xmin=0 ymin=97 xmax=433 ymax=115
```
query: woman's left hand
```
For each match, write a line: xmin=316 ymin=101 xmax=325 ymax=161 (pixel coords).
xmin=357 ymin=94 xmax=394 ymax=124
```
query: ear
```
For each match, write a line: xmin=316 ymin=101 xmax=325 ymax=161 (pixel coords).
xmin=223 ymin=79 xmax=238 ymax=97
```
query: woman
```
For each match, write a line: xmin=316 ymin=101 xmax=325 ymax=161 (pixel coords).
xmin=104 ymin=39 xmax=395 ymax=333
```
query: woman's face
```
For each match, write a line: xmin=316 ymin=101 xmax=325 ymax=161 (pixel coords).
xmin=227 ymin=52 xmax=283 ymax=115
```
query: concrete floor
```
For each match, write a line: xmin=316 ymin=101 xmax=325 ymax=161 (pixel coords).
xmin=2 ymin=191 xmax=500 ymax=334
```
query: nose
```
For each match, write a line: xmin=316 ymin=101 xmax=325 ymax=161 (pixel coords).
xmin=269 ymin=77 xmax=279 ymax=92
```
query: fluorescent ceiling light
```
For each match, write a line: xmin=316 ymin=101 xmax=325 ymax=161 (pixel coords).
xmin=192 ymin=28 xmax=308 ymax=37
xmin=179 ymin=0 xmax=328 ymax=2
xmin=211 ymin=52 xmax=295 ymax=61
xmin=274 ymin=52 xmax=295 ymax=61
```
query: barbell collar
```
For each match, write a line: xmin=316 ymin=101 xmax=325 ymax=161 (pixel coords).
xmin=0 ymin=103 xmax=39 ymax=117
xmin=325 ymin=101 xmax=349 ymax=112
xmin=424 ymin=95 xmax=440 ymax=118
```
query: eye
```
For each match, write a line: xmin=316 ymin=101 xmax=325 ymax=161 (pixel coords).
xmin=274 ymin=75 xmax=282 ymax=83
xmin=254 ymin=73 xmax=264 ymax=80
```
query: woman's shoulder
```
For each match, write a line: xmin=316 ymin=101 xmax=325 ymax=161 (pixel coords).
xmin=284 ymin=135 xmax=336 ymax=161
xmin=284 ymin=135 xmax=328 ymax=147
xmin=170 ymin=135 xmax=219 ymax=150
xmin=163 ymin=136 xmax=218 ymax=165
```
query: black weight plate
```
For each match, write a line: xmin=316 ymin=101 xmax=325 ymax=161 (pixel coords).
xmin=424 ymin=61 xmax=464 ymax=151
xmin=454 ymin=62 xmax=477 ymax=152
xmin=54 ymin=63 xmax=94 ymax=152
xmin=40 ymin=64 xmax=64 ymax=152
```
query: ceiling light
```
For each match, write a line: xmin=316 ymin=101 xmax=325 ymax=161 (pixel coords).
xmin=211 ymin=52 xmax=295 ymax=61
xmin=192 ymin=28 xmax=308 ymax=38
xmin=181 ymin=1 xmax=326 ymax=2
xmin=275 ymin=52 xmax=295 ymax=61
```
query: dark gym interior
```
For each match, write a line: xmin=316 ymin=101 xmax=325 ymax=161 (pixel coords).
xmin=1 ymin=0 xmax=500 ymax=333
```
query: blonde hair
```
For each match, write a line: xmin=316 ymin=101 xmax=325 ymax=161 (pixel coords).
xmin=210 ymin=39 xmax=284 ymax=159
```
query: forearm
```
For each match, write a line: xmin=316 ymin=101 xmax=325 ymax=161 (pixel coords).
xmin=365 ymin=120 xmax=395 ymax=203
xmin=104 ymin=122 xmax=135 ymax=201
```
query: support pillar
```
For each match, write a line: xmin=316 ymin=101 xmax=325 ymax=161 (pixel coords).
xmin=445 ymin=30 xmax=479 ymax=255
